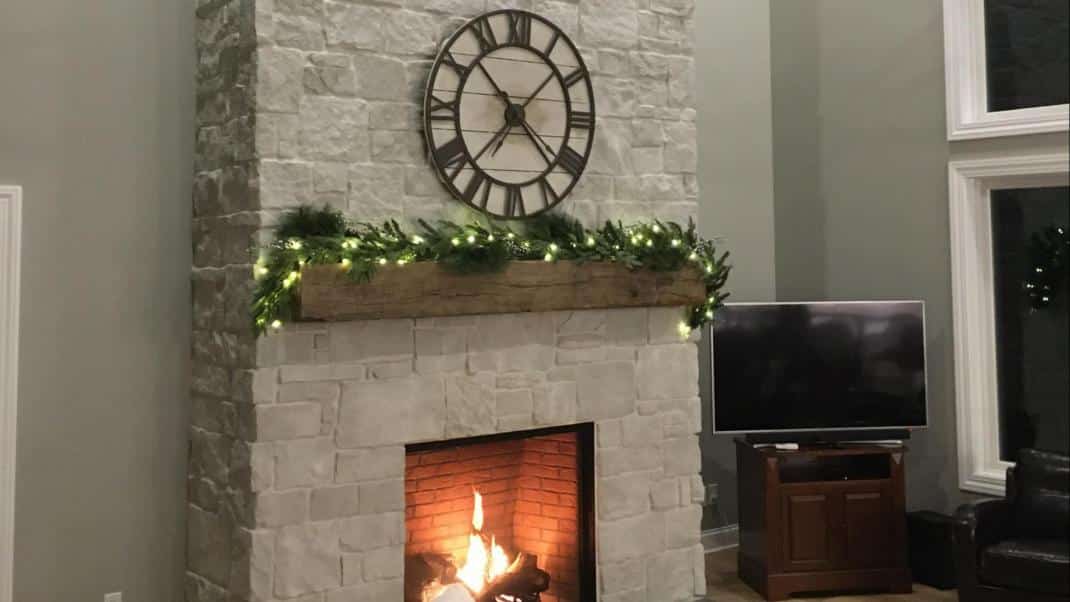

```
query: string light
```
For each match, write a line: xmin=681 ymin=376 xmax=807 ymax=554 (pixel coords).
xmin=677 ymin=321 xmax=691 ymax=339
xmin=487 ymin=234 xmax=496 ymax=242
xmin=645 ymin=239 xmax=653 ymax=248
xmin=451 ymin=237 xmax=461 ymax=246
xmin=689 ymin=251 xmax=698 ymax=261
xmin=549 ymin=243 xmax=559 ymax=252
xmin=287 ymin=239 xmax=303 ymax=251
xmin=652 ymin=224 xmax=661 ymax=234
xmin=544 ymin=252 xmax=554 ymax=262
xmin=378 ymin=257 xmax=388 ymax=265
xmin=586 ymin=236 xmax=596 ymax=247
xmin=271 ymin=319 xmax=283 ymax=330
xmin=467 ymin=235 xmax=476 ymax=244
xmin=397 ymin=258 xmax=408 ymax=266
xmin=411 ymin=235 xmax=425 ymax=244
xmin=671 ymin=239 xmax=681 ymax=247
xmin=340 ymin=258 xmax=352 ymax=268
xmin=254 ymin=265 xmax=269 ymax=278
xmin=705 ymin=309 xmax=714 ymax=319
xmin=507 ymin=232 xmax=516 ymax=240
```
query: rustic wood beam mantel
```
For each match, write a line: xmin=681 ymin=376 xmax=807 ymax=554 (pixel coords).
xmin=298 ymin=261 xmax=706 ymax=322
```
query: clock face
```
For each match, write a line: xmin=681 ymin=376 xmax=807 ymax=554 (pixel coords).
xmin=424 ymin=10 xmax=596 ymax=219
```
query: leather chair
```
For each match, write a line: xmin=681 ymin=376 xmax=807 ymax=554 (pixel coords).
xmin=954 ymin=449 xmax=1070 ymax=602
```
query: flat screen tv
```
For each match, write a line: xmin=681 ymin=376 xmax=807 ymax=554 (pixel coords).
xmin=710 ymin=301 xmax=928 ymax=441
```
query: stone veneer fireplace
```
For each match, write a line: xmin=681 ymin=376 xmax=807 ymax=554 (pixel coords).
xmin=188 ymin=1 xmax=704 ymax=601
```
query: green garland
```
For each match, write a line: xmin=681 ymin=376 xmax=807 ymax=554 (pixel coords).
xmin=252 ymin=206 xmax=731 ymax=336
xmin=1025 ymin=225 xmax=1068 ymax=311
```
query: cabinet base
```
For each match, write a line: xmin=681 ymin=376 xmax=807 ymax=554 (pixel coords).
xmin=740 ymin=554 xmax=912 ymax=601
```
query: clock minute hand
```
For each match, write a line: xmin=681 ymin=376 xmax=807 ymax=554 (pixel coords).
xmin=518 ymin=120 xmax=556 ymax=166
xmin=472 ymin=120 xmax=512 ymax=162
xmin=521 ymin=72 xmax=556 ymax=108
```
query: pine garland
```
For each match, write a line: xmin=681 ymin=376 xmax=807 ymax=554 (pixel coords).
xmin=1025 ymin=224 xmax=1069 ymax=311
xmin=252 ymin=206 xmax=731 ymax=335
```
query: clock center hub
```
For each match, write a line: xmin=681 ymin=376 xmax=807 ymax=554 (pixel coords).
xmin=504 ymin=103 xmax=526 ymax=127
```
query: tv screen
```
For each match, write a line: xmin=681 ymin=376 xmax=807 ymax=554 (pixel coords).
xmin=711 ymin=301 xmax=928 ymax=433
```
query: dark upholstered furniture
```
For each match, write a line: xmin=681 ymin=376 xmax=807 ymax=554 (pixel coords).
xmin=954 ymin=449 xmax=1070 ymax=602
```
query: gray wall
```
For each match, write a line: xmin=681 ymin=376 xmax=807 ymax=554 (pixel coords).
xmin=0 ymin=1 xmax=193 ymax=600
xmin=772 ymin=0 xmax=1069 ymax=514
xmin=696 ymin=0 xmax=778 ymax=528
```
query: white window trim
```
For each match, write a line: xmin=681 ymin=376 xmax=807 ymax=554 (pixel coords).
xmin=942 ymin=0 xmax=1069 ymax=141
xmin=0 ymin=185 xmax=20 ymax=602
xmin=949 ymin=154 xmax=1069 ymax=496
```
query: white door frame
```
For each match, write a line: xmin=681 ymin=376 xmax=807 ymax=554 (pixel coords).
xmin=0 ymin=186 xmax=20 ymax=602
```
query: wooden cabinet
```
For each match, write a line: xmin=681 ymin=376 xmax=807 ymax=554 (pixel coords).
xmin=736 ymin=440 xmax=912 ymax=600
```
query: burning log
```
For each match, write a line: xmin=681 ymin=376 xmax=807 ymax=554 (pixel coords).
xmin=475 ymin=553 xmax=550 ymax=602
xmin=406 ymin=553 xmax=458 ymax=602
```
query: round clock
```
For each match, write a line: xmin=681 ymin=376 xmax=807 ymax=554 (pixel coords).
xmin=423 ymin=9 xmax=596 ymax=219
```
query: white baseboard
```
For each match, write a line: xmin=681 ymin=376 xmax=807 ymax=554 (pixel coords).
xmin=701 ymin=524 xmax=739 ymax=553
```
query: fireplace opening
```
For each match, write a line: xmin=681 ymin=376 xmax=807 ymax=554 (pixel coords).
xmin=404 ymin=424 xmax=596 ymax=602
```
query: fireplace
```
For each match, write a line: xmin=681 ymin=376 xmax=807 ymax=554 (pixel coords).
xmin=404 ymin=425 xmax=596 ymax=602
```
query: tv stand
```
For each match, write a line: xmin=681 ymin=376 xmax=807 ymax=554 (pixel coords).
xmin=743 ymin=429 xmax=910 ymax=446
xmin=735 ymin=439 xmax=911 ymax=600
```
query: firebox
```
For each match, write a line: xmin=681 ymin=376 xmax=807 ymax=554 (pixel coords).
xmin=404 ymin=424 xmax=596 ymax=602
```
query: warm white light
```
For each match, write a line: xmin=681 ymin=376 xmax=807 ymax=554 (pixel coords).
xmin=645 ymin=239 xmax=653 ymax=248
xmin=677 ymin=321 xmax=691 ymax=338
xmin=451 ymin=237 xmax=460 ymax=246
xmin=586 ymin=236 xmax=596 ymax=247
xmin=340 ymin=258 xmax=352 ymax=268
xmin=411 ymin=235 xmax=425 ymax=244
xmin=487 ymin=234 xmax=496 ymax=242
xmin=544 ymin=252 xmax=554 ymax=262
xmin=705 ymin=264 xmax=713 ymax=273
xmin=287 ymin=239 xmax=303 ymax=251
xmin=671 ymin=239 xmax=681 ymax=247
xmin=507 ymin=232 xmax=516 ymax=240
xmin=396 ymin=259 xmax=408 ymax=266
xmin=705 ymin=310 xmax=714 ymax=319
xmin=549 ymin=243 xmax=559 ymax=252
xmin=689 ymin=252 xmax=698 ymax=261
xmin=271 ymin=319 xmax=283 ymax=330
xmin=652 ymin=224 xmax=661 ymax=233
xmin=467 ymin=235 xmax=476 ymax=244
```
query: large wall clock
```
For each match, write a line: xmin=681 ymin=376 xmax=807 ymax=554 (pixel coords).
xmin=423 ymin=10 xmax=596 ymax=219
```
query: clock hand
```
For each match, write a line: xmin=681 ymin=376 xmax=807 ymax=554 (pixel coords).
xmin=518 ymin=119 xmax=555 ymax=166
xmin=521 ymin=72 xmax=556 ymax=108
xmin=472 ymin=120 xmax=512 ymax=162
xmin=477 ymin=62 xmax=512 ymax=106
xmin=520 ymin=119 xmax=557 ymax=156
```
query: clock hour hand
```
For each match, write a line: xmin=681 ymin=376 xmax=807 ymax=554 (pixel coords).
xmin=521 ymin=119 xmax=557 ymax=156
xmin=477 ymin=63 xmax=512 ymax=106
xmin=472 ymin=120 xmax=512 ymax=162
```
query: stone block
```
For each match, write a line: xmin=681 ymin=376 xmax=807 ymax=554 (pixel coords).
xmin=645 ymin=547 xmax=694 ymax=601
xmin=336 ymin=446 xmax=405 ymax=483
xmin=275 ymin=14 xmax=325 ymax=51
xmin=636 ymin=344 xmax=698 ymax=401
xmin=598 ymin=444 xmax=661 ymax=477
xmin=339 ymin=512 xmax=405 ymax=552
xmin=255 ymin=403 xmax=322 ymax=441
xmin=576 ymin=361 xmax=636 ymax=421
xmin=298 ymin=97 xmax=370 ymax=162
xmin=274 ymin=522 xmax=342 ymax=597
xmin=337 ymin=376 xmax=445 ymax=446
xmin=599 ymin=512 xmax=665 ymax=563
xmin=278 ymin=381 xmax=340 ymax=404
xmin=353 ymin=54 xmax=408 ymax=100
xmin=342 ymin=553 xmax=362 ymax=586
xmin=363 ymin=545 xmax=404 ymax=581
xmin=188 ymin=505 xmax=232 ymax=585
xmin=328 ymin=319 xmax=412 ymax=362
xmin=598 ymin=472 xmax=651 ymax=520
xmin=259 ymin=160 xmax=314 ymax=208
xmin=445 ymin=372 xmax=495 ymax=438
xmin=255 ymin=489 xmax=309 ymax=528
xmin=664 ymin=504 xmax=702 ymax=549
xmin=581 ymin=2 xmax=639 ymax=49
xmin=660 ymin=435 xmax=700 ymax=477
xmin=257 ymin=46 xmax=305 ymax=113
xmin=383 ymin=10 xmax=438 ymax=55
xmin=600 ymin=558 xmax=645 ymax=595
xmin=325 ymin=580 xmax=403 ymax=602
xmin=228 ymin=528 xmax=274 ymax=598
xmin=311 ymin=484 xmax=361 ymax=520
xmin=325 ymin=3 xmax=386 ymax=50
xmin=533 ymin=381 xmax=577 ymax=426
xmin=495 ymin=389 xmax=532 ymax=417
xmin=359 ymin=479 xmax=404 ymax=513
xmin=368 ymin=358 xmax=413 ymax=380
xmin=279 ymin=362 xmax=366 ymax=383
xmin=651 ymin=478 xmax=680 ymax=510
xmin=622 ymin=413 xmax=662 ymax=448
xmin=275 ymin=437 xmax=334 ymax=489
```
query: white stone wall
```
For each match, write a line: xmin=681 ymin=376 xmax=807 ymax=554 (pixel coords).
xmin=190 ymin=1 xmax=702 ymax=601
xmin=247 ymin=308 xmax=706 ymax=602
xmin=254 ymin=0 xmax=698 ymax=227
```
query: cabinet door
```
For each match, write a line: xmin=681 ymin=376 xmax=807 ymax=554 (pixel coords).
xmin=779 ymin=491 xmax=837 ymax=572
xmin=840 ymin=485 xmax=894 ymax=568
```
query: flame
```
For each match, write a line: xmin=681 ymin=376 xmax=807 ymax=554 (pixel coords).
xmin=454 ymin=490 xmax=512 ymax=595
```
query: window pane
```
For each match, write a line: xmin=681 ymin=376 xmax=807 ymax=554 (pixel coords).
xmin=985 ymin=0 xmax=1070 ymax=111
xmin=991 ymin=187 xmax=1069 ymax=462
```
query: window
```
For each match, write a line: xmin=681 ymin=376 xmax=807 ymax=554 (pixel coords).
xmin=943 ymin=0 xmax=1069 ymax=139
xmin=949 ymin=155 xmax=1069 ymax=495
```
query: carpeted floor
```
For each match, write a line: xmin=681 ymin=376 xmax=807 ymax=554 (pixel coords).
xmin=702 ymin=548 xmax=958 ymax=602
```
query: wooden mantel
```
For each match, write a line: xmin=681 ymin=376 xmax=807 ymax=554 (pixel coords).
xmin=298 ymin=261 xmax=707 ymax=322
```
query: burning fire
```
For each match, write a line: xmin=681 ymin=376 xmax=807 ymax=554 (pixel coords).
xmin=456 ymin=491 xmax=513 ymax=594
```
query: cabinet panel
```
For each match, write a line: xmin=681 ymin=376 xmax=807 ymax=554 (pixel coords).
xmin=780 ymin=493 xmax=836 ymax=572
xmin=842 ymin=488 xmax=893 ymax=568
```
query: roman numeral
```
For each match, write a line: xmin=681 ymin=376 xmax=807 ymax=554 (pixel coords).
xmin=434 ymin=137 xmax=468 ymax=180
xmin=472 ymin=17 xmax=498 ymax=53
xmin=558 ymin=146 xmax=584 ymax=177
xmin=504 ymin=186 xmax=525 ymax=217
xmin=539 ymin=179 xmax=559 ymax=208
xmin=441 ymin=51 xmax=469 ymax=77
xmin=461 ymin=170 xmax=488 ymax=205
xmin=545 ymin=31 xmax=560 ymax=56
xmin=569 ymin=111 xmax=594 ymax=130
xmin=563 ymin=68 xmax=585 ymax=88
xmin=507 ymin=12 xmax=532 ymax=45
xmin=429 ymin=94 xmax=458 ymax=122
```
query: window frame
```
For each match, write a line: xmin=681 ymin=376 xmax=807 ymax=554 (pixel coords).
xmin=949 ymin=154 xmax=1069 ymax=495
xmin=942 ymin=0 xmax=1069 ymax=141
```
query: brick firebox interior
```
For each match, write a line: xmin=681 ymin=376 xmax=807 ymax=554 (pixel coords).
xmin=404 ymin=427 xmax=595 ymax=602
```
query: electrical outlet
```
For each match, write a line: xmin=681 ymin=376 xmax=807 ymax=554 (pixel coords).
xmin=104 ymin=593 xmax=122 ymax=602
xmin=704 ymin=483 xmax=719 ymax=506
